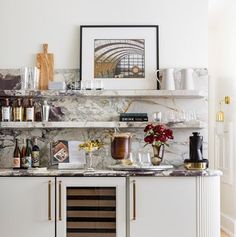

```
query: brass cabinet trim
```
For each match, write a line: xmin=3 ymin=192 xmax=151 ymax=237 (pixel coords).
xmin=59 ymin=180 xmax=62 ymax=221
xmin=48 ymin=180 xmax=52 ymax=221
xmin=132 ymin=180 xmax=136 ymax=221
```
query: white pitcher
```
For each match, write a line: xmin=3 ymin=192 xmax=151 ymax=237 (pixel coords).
xmin=156 ymin=68 xmax=176 ymax=90
xmin=181 ymin=68 xmax=195 ymax=90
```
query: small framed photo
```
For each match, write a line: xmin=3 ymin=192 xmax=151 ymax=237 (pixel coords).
xmin=51 ymin=140 xmax=69 ymax=164
xmin=51 ymin=140 xmax=86 ymax=165
xmin=80 ymin=25 xmax=159 ymax=90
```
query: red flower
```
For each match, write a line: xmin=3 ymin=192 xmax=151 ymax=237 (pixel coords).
xmin=144 ymin=135 xmax=154 ymax=144
xmin=144 ymin=124 xmax=154 ymax=132
xmin=153 ymin=124 xmax=165 ymax=134
xmin=144 ymin=123 xmax=173 ymax=145
xmin=165 ymin=129 xmax=174 ymax=139
xmin=154 ymin=135 xmax=161 ymax=141
xmin=159 ymin=135 xmax=167 ymax=143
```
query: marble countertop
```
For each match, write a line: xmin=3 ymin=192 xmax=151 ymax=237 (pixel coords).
xmin=0 ymin=168 xmax=222 ymax=177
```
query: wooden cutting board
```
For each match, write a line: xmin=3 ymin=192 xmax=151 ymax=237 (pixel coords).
xmin=36 ymin=44 xmax=54 ymax=90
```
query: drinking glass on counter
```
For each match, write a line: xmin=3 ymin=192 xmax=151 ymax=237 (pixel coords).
xmin=93 ymin=80 xmax=104 ymax=90
xmin=153 ymin=111 xmax=162 ymax=122
xmin=141 ymin=152 xmax=152 ymax=166
xmin=162 ymin=111 xmax=175 ymax=124
xmin=81 ymin=80 xmax=92 ymax=90
xmin=80 ymin=80 xmax=86 ymax=90
xmin=29 ymin=67 xmax=39 ymax=90
xmin=137 ymin=152 xmax=143 ymax=166
xmin=20 ymin=67 xmax=29 ymax=90
xmin=161 ymin=110 xmax=197 ymax=125
xmin=81 ymin=80 xmax=104 ymax=90
xmin=185 ymin=110 xmax=197 ymax=124
xmin=20 ymin=67 xmax=39 ymax=90
xmin=135 ymin=152 xmax=152 ymax=167
xmin=127 ymin=152 xmax=135 ymax=164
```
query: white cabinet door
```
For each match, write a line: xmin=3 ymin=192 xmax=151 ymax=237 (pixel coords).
xmin=0 ymin=177 xmax=55 ymax=237
xmin=129 ymin=177 xmax=196 ymax=237
xmin=57 ymin=177 xmax=126 ymax=237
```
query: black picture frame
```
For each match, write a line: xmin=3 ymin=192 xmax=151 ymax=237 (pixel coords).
xmin=80 ymin=25 xmax=159 ymax=89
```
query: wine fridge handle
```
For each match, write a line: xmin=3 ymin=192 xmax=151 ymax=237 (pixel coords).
xmin=132 ymin=180 xmax=136 ymax=221
xmin=59 ymin=181 xmax=62 ymax=221
xmin=48 ymin=180 xmax=52 ymax=221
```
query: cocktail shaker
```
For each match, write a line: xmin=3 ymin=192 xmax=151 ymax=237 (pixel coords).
xmin=42 ymin=100 xmax=50 ymax=122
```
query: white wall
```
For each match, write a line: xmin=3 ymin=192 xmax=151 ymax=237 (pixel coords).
xmin=0 ymin=0 xmax=208 ymax=69
xmin=209 ymin=0 xmax=236 ymax=235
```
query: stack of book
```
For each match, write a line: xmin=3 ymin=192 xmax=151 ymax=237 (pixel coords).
xmin=119 ymin=113 xmax=148 ymax=122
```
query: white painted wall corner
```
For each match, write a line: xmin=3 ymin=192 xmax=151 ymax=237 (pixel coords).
xmin=221 ymin=213 xmax=236 ymax=237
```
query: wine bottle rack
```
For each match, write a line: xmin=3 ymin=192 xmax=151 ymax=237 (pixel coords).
xmin=67 ymin=187 xmax=116 ymax=237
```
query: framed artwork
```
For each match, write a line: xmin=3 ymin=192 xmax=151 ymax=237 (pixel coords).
xmin=80 ymin=25 xmax=159 ymax=90
xmin=51 ymin=140 xmax=69 ymax=164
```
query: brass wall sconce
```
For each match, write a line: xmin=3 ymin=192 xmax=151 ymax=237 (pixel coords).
xmin=216 ymin=96 xmax=231 ymax=122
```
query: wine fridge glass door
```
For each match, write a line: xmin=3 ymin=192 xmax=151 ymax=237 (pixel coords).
xmin=56 ymin=177 xmax=126 ymax=237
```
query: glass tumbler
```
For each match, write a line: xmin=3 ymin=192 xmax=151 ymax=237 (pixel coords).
xmin=20 ymin=67 xmax=29 ymax=90
xmin=28 ymin=67 xmax=39 ymax=90
xmin=153 ymin=112 xmax=162 ymax=122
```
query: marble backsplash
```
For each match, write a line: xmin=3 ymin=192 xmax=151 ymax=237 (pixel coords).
xmin=0 ymin=69 xmax=208 ymax=169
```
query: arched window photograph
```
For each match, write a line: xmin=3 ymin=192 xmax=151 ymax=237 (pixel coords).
xmin=80 ymin=25 xmax=158 ymax=89
xmin=94 ymin=39 xmax=145 ymax=79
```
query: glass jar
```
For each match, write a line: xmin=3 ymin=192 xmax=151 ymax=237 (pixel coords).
xmin=111 ymin=133 xmax=132 ymax=161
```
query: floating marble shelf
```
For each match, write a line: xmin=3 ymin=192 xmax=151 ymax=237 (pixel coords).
xmin=0 ymin=121 xmax=207 ymax=129
xmin=0 ymin=90 xmax=208 ymax=98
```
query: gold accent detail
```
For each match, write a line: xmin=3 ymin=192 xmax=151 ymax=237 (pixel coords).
xmin=132 ymin=180 xmax=136 ymax=221
xmin=59 ymin=181 xmax=62 ymax=221
xmin=184 ymin=162 xmax=207 ymax=170
xmin=121 ymin=159 xmax=133 ymax=166
xmin=225 ymin=96 xmax=231 ymax=104
xmin=216 ymin=111 xmax=224 ymax=122
xmin=48 ymin=180 xmax=52 ymax=221
xmin=216 ymin=95 xmax=230 ymax=122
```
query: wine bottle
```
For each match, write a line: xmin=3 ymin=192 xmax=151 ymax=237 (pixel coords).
xmin=1 ymin=98 xmax=11 ymax=122
xmin=13 ymin=139 xmax=21 ymax=169
xmin=32 ymin=138 xmax=40 ymax=168
xmin=22 ymin=139 xmax=32 ymax=168
xmin=34 ymin=101 xmax=42 ymax=121
xmin=21 ymin=138 xmax=26 ymax=168
xmin=13 ymin=98 xmax=23 ymax=122
xmin=26 ymin=98 xmax=35 ymax=122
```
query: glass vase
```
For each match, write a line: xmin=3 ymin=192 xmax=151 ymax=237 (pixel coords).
xmin=85 ymin=152 xmax=95 ymax=172
xmin=151 ymin=144 xmax=164 ymax=166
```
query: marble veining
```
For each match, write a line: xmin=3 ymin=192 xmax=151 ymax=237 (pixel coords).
xmin=0 ymin=168 xmax=222 ymax=177
xmin=0 ymin=68 xmax=208 ymax=169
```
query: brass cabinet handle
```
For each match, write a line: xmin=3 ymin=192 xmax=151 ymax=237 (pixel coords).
xmin=59 ymin=181 xmax=62 ymax=221
xmin=48 ymin=180 xmax=52 ymax=221
xmin=132 ymin=180 xmax=136 ymax=221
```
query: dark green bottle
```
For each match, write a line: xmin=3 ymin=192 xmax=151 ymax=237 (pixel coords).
xmin=32 ymin=138 xmax=40 ymax=168
xmin=22 ymin=139 xmax=32 ymax=168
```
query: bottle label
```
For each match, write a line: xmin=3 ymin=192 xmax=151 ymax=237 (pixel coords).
xmin=32 ymin=151 xmax=40 ymax=167
xmin=13 ymin=157 xmax=20 ymax=168
xmin=15 ymin=108 xmax=22 ymax=121
xmin=26 ymin=108 xmax=34 ymax=121
xmin=22 ymin=156 xmax=32 ymax=168
xmin=2 ymin=107 xmax=10 ymax=121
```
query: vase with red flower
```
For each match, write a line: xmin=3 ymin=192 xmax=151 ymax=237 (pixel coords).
xmin=151 ymin=144 xmax=164 ymax=165
xmin=144 ymin=123 xmax=174 ymax=166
